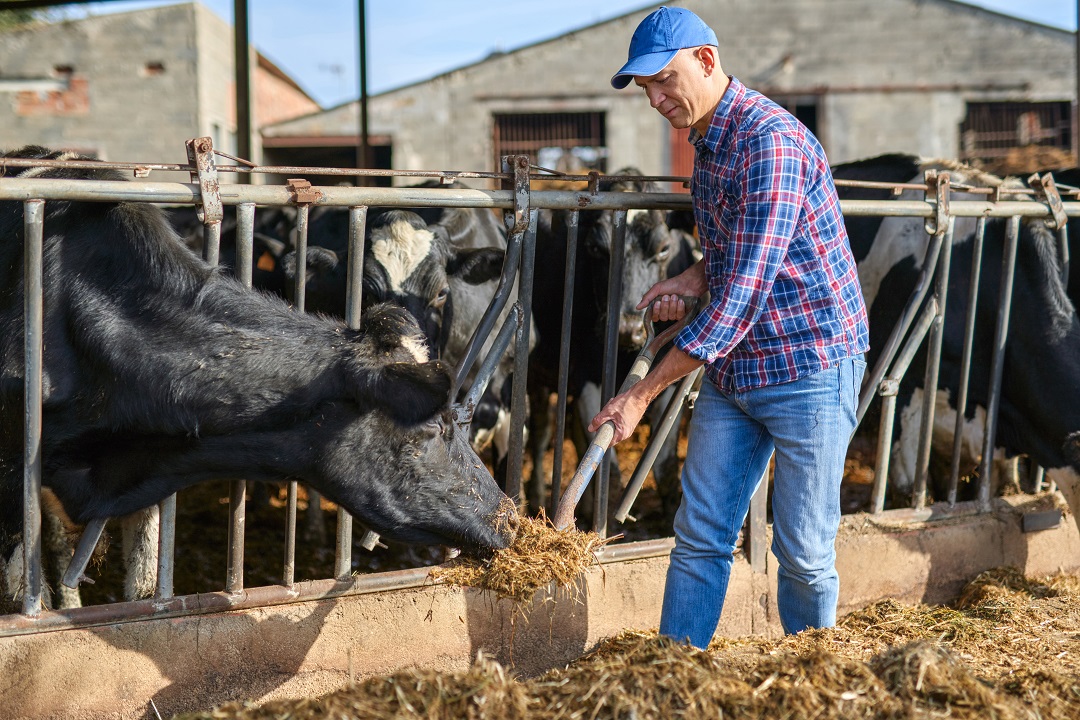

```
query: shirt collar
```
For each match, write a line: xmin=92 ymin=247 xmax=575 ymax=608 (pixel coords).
xmin=688 ymin=76 xmax=744 ymax=152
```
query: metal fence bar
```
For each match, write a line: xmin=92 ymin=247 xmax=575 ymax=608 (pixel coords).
xmin=977 ymin=216 xmax=1021 ymax=512
xmin=236 ymin=203 xmax=256 ymax=288
xmin=550 ymin=210 xmax=580 ymax=510
xmin=156 ymin=495 xmax=176 ymax=600
xmin=506 ymin=209 xmax=538 ymax=504
xmin=21 ymin=200 xmax=45 ymax=617
xmin=595 ymin=209 xmax=629 ymax=538
xmin=948 ymin=217 xmax=987 ymax=505
xmin=745 ymin=461 xmax=771 ymax=574
xmin=913 ymin=218 xmax=954 ymax=509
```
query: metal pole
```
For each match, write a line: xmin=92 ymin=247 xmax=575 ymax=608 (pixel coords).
xmin=22 ymin=200 xmax=44 ymax=617
xmin=978 ymin=216 xmax=1020 ymax=512
xmin=233 ymin=0 xmax=252 ymax=178
xmin=552 ymin=211 xmax=580 ymax=508
xmin=357 ymin=0 xmax=370 ymax=177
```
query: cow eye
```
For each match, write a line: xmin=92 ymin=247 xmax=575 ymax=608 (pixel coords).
xmin=656 ymin=244 xmax=671 ymax=262
xmin=431 ymin=286 xmax=450 ymax=309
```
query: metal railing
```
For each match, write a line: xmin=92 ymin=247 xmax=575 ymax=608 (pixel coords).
xmin=0 ymin=140 xmax=1076 ymax=632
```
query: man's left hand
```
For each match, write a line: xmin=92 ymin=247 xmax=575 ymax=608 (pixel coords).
xmin=588 ymin=390 xmax=650 ymax=445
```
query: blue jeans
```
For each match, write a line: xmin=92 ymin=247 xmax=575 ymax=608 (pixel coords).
xmin=659 ymin=356 xmax=865 ymax=647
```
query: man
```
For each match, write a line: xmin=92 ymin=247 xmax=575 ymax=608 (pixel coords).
xmin=590 ymin=5 xmax=869 ymax=648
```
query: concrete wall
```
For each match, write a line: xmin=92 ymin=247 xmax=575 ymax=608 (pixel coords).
xmin=0 ymin=3 xmax=318 ymax=176
xmin=267 ymin=0 xmax=1074 ymax=179
xmin=2 ymin=496 xmax=1077 ymax=720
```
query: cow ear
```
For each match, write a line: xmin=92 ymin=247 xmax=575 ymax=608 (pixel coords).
xmin=447 ymin=247 xmax=504 ymax=285
xmin=373 ymin=360 xmax=452 ymax=425
xmin=281 ymin=247 xmax=339 ymax=280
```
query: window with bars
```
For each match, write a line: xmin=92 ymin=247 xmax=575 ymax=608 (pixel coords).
xmin=492 ymin=111 xmax=607 ymax=173
xmin=960 ymin=101 xmax=1073 ymax=164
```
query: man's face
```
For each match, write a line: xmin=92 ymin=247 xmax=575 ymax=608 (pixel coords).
xmin=634 ymin=48 xmax=711 ymax=131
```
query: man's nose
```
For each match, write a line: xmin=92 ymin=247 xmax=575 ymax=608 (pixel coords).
xmin=648 ymin=89 xmax=664 ymax=108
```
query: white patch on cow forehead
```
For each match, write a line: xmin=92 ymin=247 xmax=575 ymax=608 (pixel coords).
xmin=401 ymin=334 xmax=429 ymax=363
xmin=371 ymin=219 xmax=434 ymax=293
xmin=627 ymin=209 xmax=647 ymax=226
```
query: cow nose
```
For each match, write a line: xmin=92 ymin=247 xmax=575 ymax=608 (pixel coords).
xmin=619 ymin=314 xmax=648 ymax=349
xmin=497 ymin=501 xmax=520 ymax=543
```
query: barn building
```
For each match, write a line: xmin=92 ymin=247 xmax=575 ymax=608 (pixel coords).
xmin=264 ymin=0 xmax=1076 ymax=186
xmin=0 ymin=2 xmax=318 ymax=176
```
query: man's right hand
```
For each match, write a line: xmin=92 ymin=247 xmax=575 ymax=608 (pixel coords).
xmin=637 ymin=260 xmax=707 ymax=322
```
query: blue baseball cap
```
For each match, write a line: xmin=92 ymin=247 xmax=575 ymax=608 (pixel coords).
xmin=611 ymin=6 xmax=719 ymax=89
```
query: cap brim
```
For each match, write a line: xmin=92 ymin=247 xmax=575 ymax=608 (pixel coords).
xmin=610 ymin=48 xmax=679 ymax=89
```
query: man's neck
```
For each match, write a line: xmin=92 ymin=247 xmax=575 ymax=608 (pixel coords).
xmin=691 ymin=75 xmax=731 ymax=136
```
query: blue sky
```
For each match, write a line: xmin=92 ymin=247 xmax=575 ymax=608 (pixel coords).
xmin=68 ymin=0 xmax=1076 ymax=108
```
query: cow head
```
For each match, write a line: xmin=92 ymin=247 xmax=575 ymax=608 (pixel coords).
xmin=361 ymin=210 xmax=504 ymax=357
xmin=582 ymin=170 xmax=682 ymax=350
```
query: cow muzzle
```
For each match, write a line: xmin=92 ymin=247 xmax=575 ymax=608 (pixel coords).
xmin=618 ymin=312 xmax=648 ymax=350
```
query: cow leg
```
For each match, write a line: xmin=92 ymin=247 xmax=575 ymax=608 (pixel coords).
xmin=121 ymin=506 xmax=159 ymax=601
xmin=43 ymin=505 xmax=80 ymax=609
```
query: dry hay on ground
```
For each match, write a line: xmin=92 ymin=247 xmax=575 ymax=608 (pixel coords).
xmin=431 ymin=511 xmax=609 ymax=604
xmin=175 ymin=566 xmax=1080 ymax=720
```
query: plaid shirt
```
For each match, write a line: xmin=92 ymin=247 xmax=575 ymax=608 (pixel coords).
xmin=676 ymin=77 xmax=869 ymax=393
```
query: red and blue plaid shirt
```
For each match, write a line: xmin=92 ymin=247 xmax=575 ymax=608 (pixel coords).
xmin=676 ymin=77 xmax=869 ymax=393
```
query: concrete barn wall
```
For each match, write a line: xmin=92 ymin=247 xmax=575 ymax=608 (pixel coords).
xmin=1 ymin=496 xmax=1077 ymax=719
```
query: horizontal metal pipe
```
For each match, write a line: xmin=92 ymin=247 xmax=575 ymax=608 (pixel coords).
xmin=7 ymin=177 xmax=1075 ymax=217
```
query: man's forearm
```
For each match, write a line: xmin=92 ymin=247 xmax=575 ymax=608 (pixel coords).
xmin=629 ymin=345 xmax=704 ymax=407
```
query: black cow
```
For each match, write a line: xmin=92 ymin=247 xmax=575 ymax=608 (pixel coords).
xmin=528 ymin=170 xmax=699 ymax=523
xmin=0 ymin=147 xmax=518 ymax=606
xmin=834 ymin=154 xmax=1080 ymax=530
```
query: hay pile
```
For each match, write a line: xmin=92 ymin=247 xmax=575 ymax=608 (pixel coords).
xmin=431 ymin=512 xmax=609 ymax=603
xmin=175 ymin=567 xmax=1080 ymax=720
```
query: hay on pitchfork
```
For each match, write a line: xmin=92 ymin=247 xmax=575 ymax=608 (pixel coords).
xmin=431 ymin=511 xmax=610 ymax=604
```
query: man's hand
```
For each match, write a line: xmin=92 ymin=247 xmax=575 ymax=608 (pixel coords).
xmin=588 ymin=388 xmax=650 ymax=445
xmin=637 ymin=260 xmax=707 ymax=322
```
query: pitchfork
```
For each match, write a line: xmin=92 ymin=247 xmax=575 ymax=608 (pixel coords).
xmin=551 ymin=295 xmax=702 ymax=531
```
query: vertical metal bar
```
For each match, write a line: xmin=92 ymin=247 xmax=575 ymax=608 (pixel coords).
xmin=551 ymin=210 xmax=580 ymax=508
xmin=293 ymin=205 xmax=309 ymax=313
xmin=225 ymin=478 xmax=245 ymax=593
xmin=345 ymin=207 xmax=367 ymax=329
xmin=338 ymin=206 xmax=368 ymax=573
xmin=1058 ymin=224 xmax=1070 ymax=286
xmin=236 ymin=203 xmax=255 ymax=289
xmin=224 ymin=204 xmax=255 ymax=595
xmin=156 ymin=495 xmax=175 ymax=600
xmin=746 ymin=460 xmax=770 ymax=574
xmin=233 ymin=0 xmax=252 ymax=175
xmin=357 ymin=0 xmax=370 ymax=177
xmin=948 ymin=217 xmax=986 ymax=505
xmin=978 ymin=216 xmax=1020 ymax=512
xmin=22 ymin=200 xmax=44 ymax=617
xmin=872 ymin=383 xmax=898 ymax=514
xmin=913 ymin=218 xmax=954 ymax=509
xmin=506 ymin=208 xmax=537 ymax=504
xmin=1031 ymin=463 xmax=1046 ymax=494
xmin=202 ymin=221 xmax=221 ymax=268
xmin=594 ymin=209 xmax=628 ymax=538
xmin=284 ymin=480 xmax=297 ymax=587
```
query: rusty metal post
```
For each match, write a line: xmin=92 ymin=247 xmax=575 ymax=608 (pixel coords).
xmin=185 ymin=137 xmax=224 ymax=266
xmin=745 ymin=461 xmax=770 ymax=574
xmin=551 ymin=210 xmax=580 ymax=509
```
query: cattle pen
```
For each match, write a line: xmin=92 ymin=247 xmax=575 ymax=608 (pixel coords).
xmin=2 ymin=141 xmax=1080 ymax=719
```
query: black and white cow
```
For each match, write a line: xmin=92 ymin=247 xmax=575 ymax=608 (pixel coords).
xmin=834 ymin=154 xmax=1080 ymax=529
xmin=0 ymin=146 xmax=518 ymax=607
xmin=528 ymin=170 xmax=699 ymax=523
xmin=280 ymin=190 xmax=526 ymax=474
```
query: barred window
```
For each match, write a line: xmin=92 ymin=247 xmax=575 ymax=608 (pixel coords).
xmin=492 ymin=112 xmax=607 ymax=173
xmin=960 ymin=101 xmax=1073 ymax=169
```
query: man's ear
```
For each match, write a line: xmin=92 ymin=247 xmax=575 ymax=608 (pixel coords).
xmin=696 ymin=45 xmax=718 ymax=76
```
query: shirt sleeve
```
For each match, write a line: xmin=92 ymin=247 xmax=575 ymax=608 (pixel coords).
xmin=675 ymin=131 xmax=809 ymax=363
